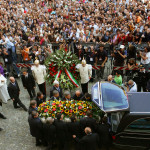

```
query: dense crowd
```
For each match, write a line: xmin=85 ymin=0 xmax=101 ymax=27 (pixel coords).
xmin=0 ymin=0 xmax=150 ymax=149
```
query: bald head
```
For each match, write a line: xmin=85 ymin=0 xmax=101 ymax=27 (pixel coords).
xmin=75 ymin=90 xmax=81 ymax=97
xmin=10 ymin=77 xmax=15 ymax=83
xmin=108 ymin=75 xmax=113 ymax=81
xmin=128 ymin=80 xmax=134 ymax=85
xmin=85 ymin=127 xmax=92 ymax=135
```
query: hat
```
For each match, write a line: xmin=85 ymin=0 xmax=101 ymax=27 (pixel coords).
xmin=120 ymin=45 xmax=125 ymax=49
xmin=82 ymin=59 xmax=86 ymax=65
xmin=53 ymin=80 xmax=59 ymax=85
xmin=34 ymin=60 xmax=39 ymax=65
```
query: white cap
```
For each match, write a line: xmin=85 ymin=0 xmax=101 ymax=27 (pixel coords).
xmin=120 ymin=45 xmax=125 ymax=49
xmin=82 ymin=59 xmax=86 ymax=65
xmin=34 ymin=60 xmax=39 ymax=64
xmin=53 ymin=80 xmax=59 ymax=85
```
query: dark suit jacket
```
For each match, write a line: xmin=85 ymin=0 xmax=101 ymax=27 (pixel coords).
xmin=21 ymin=74 xmax=35 ymax=89
xmin=54 ymin=119 xmax=68 ymax=142
xmin=28 ymin=115 xmax=43 ymax=138
xmin=80 ymin=117 xmax=98 ymax=134
xmin=35 ymin=96 xmax=45 ymax=107
xmin=28 ymin=106 xmax=37 ymax=115
xmin=72 ymin=93 xmax=83 ymax=100
xmin=50 ymin=86 xmax=63 ymax=98
xmin=8 ymin=81 xmax=20 ymax=99
xmin=75 ymin=133 xmax=100 ymax=150
xmin=43 ymin=123 xmax=56 ymax=142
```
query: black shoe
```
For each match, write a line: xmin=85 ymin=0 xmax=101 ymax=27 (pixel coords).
xmin=0 ymin=128 xmax=3 ymax=131
xmin=24 ymin=108 xmax=28 ymax=112
xmin=14 ymin=106 xmax=21 ymax=109
xmin=2 ymin=116 xmax=7 ymax=119
xmin=0 ymin=113 xmax=7 ymax=119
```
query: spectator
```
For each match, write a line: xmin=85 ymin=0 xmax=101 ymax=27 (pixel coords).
xmin=114 ymin=71 xmax=122 ymax=86
xmin=50 ymin=90 xmax=60 ymax=101
xmin=95 ymin=44 xmax=108 ymax=78
xmin=106 ymin=75 xmax=116 ymax=83
xmin=62 ymin=91 xmax=72 ymax=101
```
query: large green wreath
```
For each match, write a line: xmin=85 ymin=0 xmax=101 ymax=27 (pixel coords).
xmin=45 ymin=49 xmax=80 ymax=90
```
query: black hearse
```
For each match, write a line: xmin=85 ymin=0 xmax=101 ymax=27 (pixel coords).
xmin=92 ymin=81 xmax=150 ymax=149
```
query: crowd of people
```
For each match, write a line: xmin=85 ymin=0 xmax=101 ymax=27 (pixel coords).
xmin=0 ymin=0 xmax=150 ymax=149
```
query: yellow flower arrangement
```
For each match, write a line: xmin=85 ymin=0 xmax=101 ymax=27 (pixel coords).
xmin=52 ymin=105 xmax=56 ymax=109
xmin=71 ymin=104 xmax=75 ymax=108
xmin=79 ymin=111 xmax=83 ymax=115
xmin=52 ymin=114 xmax=55 ymax=118
xmin=48 ymin=111 xmax=52 ymax=114
xmin=77 ymin=103 xmax=81 ymax=106
xmin=60 ymin=106 xmax=64 ymax=110
xmin=47 ymin=106 xmax=50 ymax=109
xmin=56 ymin=101 xmax=60 ymax=105
xmin=83 ymin=108 xmax=87 ymax=112
xmin=65 ymin=109 xmax=69 ymax=114
xmin=69 ymin=113 xmax=72 ymax=117
xmin=83 ymin=104 xmax=86 ymax=107
xmin=66 ymin=103 xmax=70 ymax=107
xmin=41 ymin=107 xmax=43 ymax=110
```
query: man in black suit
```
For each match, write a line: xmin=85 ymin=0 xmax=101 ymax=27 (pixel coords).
xmin=35 ymin=92 xmax=46 ymax=107
xmin=28 ymin=111 xmax=44 ymax=146
xmin=54 ymin=114 xmax=68 ymax=150
xmin=80 ymin=110 xmax=98 ymax=135
xmin=72 ymin=90 xmax=83 ymax=100
xmin=43 ymin=117 xmax=56 ymax=150
xmin=21 ymin=69 xmax=36 ymax=99
xmin=62 ymin=91 xmax=72 ymax=101
xmin=50 ymin=90 xmax=60 ymax=101
xmin=28 ymin=100 xmax=38 ymax=115
xmin=8 ymin=77 xmax=27 ymax=111
xmin=50 ymin=80 xmax=62 ymax=98
xmin=73 ymin=127 xmax=100 ymax=150
xmin=97 ymin=116 xmax=112 ymax=150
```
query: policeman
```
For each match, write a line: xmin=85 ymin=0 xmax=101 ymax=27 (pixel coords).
xmin=133 ymin=65 xmax=148 ymax=92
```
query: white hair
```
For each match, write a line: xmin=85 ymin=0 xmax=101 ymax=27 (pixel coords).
xmin=53 ymin=80 xmax=59 ymax=85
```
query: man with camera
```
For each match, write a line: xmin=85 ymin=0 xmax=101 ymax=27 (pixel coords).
xmin=126 ymin=80 xmax=137 ymax=92
xmin=112 ymin=45 xmax=127 ymax=67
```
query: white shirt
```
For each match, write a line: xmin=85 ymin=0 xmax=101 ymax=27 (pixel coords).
xmin=141 ymin=52 xmax=150 ymax=65
xmin=31 ymin=65 xmax=46 ymax=84
xmin=76 ymin=64 xmax=92 ymax=84
xmin=129 ymin=82 xmax=137 ymax=92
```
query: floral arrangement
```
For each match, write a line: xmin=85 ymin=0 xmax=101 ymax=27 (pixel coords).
xmin=45 ymin=49 xmax=80 ymax=90
xmin=38 ymin=100 xmax=103 ymax=120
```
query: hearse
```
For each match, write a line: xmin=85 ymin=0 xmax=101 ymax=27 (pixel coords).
xmin=92 ymin=81 xmax=150 ymax=149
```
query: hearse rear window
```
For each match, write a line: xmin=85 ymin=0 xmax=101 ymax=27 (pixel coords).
xmin=125 ymin=118 xmax=150 ymax=133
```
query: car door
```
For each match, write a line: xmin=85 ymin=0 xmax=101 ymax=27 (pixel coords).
xmin=115 ymin=118 xmax=150 ymax=148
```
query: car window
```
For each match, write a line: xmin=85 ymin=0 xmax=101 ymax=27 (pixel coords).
xmin=125 ymin=118 xmax=150 ymax=133
xmin=101 ymin=82 xmax=128 ymax=112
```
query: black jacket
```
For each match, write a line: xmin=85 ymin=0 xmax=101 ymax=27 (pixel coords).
xmin=35 ymin=96 xmax=46 ymax=107
xmin=43 ymin=123 xmax=56 ymax=142
xmin=21 ymin=74 xmax=35 ymax=89
xmin=54 ymin=119 xmax=68 ymax=142
xmin=28 ymin=106 xmax=37 ymax=115
xmin=28 ymin=115 xmax=43 ymax=138
xmin=50 ymin=86 xmax=63 ymax=98
xmin=8 ymin=81 xmax=20 ymax=99
xmin=147 ymin=79 xmax=150 ymax=92
xmin=72 ymin=93 xmax=83 ymax=100
xmin=80 ymin=117 xmax=98 ymax=134
xmin=50 ymin=96 xmax=60 ymax=101
xmin=75 ymin=133 xmax=100 ymax=150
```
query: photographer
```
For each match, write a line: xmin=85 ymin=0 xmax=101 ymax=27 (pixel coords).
xmin=112 ymin=45 xmax=127 ymax=67
xmin=126 ymin=80 xmax=137 ymax=92
xmin=139 ymin=46 xmax=150 ymax=72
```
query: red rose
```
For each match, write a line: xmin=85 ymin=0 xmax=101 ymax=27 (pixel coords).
xmin=44 ymin=109 xmax=48 ymax=112
xmin=78 ymin=106 xmax=82 ymax=110
xmin=69 ymin=109 xmax=73 ymax=113
xmin=52 ymin=108 xmax=56 ymax=111
xmin=52 ymin=103 xmax=56 ymax=105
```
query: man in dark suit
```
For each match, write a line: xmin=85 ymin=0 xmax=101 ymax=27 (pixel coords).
xmin=28 ymin=100 xmax=38 ymax=115
xmin=35 ymin=92 xmax=46 ymax=107
xmin=62 ymin=91 xmax=72 ymax=101
xmin=21 ymin=69 xmax=36 ymax=99
xmin=50 ymin=80 xmax=62 ymax=98
xmin=97 ymin=116 xmax=112 ymax=150
xmin=43 ymin=117 xmax=56 ymax=150
xmin=28 ymin=111 xmax=44 ymax=146
xmin=54 ymin=114 xmax=68 ymax=150
xmin=8 ymin=77 xmax=27 ymax=111
xmin=50 ymin=90 xmax=60 ymax=101
xmin=72 ymin=90 xmax=83 ymax=100
xmin=80 ymin=110 xmax=98 ymax=136
xmin=73 ymin=127 xmax=100 ymax=150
